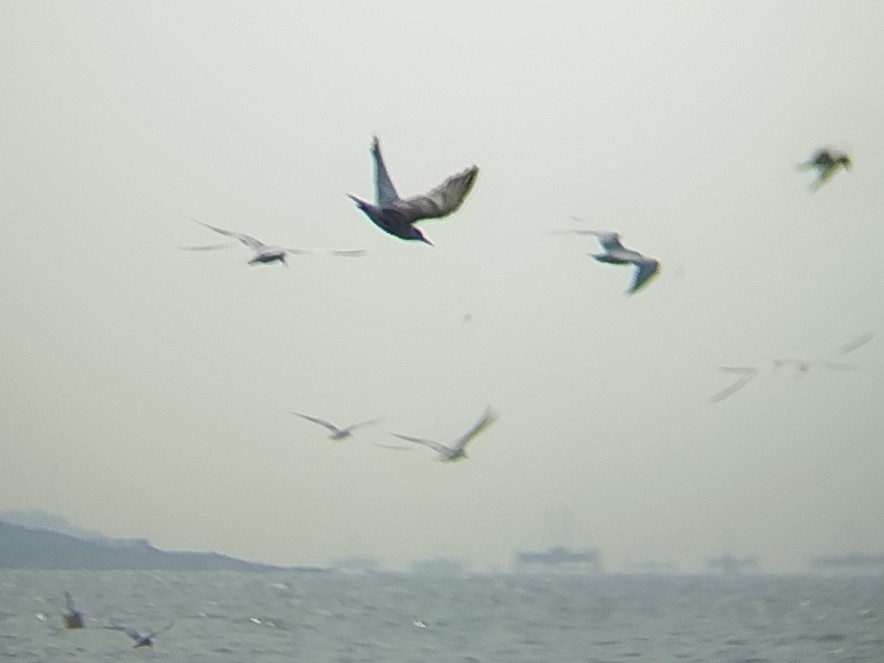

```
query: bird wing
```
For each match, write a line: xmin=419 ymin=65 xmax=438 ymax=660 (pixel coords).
xmin=104 ymin=624 xmax=142 ymax=641
xmin=292 ymin=412 xmax=341 ymax=434
xmin=371 ymin=136 xmax=401 ymax=206
xmin=450 ymin=407 xmax=497 ymax=453
xmin=284 ymin=247 xmax=367 ymax=257
xmin=191 ymin=219 xmax=267 ymax=251
xmin=148 ymin=622 xmax=175 ymax=639
xmin=627 ymin=256 xmax=660 ymax=294
xmin=819 ymin=361 xmax=857 ymax=370
xmin=710 ymin=367 xmax=758 ymax=402
xmin=839 ymin=331 xmax=874 ymax=355
xmin=393 ymin=166 xmax=479 ymax=222
xmin=179 ymin=242 xmax=239 ymax=251
xmin=344 ymin=417 xmax=383 ymax=432
xmin=593 ymin=232 xmax=625 ymax=252
xmin=389 ymin=433 xmax=450 ymax=455
xmin=64 ymin=592 xmax=77 ymax=613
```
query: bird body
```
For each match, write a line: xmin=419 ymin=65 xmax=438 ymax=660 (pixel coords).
xmin=349 ymin=136 xmax=478 ymax=244
xmin=799 ymin=147 xmax=852 ymax=190
xmin=63 ymin=592 xmax=85 ymax=629
xmin=391 ymin=407 xmax=497 ymax=461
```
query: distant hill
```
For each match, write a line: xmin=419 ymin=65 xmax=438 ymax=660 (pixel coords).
xmin=0 ymin=520 xmax=284 ymax=571
xmin=0 ymin=509 xmax=108 ymax=541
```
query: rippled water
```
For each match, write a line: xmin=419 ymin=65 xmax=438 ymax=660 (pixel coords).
xmin=0 ymin=570 xmax=881 ymax=662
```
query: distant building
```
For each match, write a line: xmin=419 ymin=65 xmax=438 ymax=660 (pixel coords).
xmin=809 ymin=553 xmax=884 ymax=575
xmin=513 ymin=546 xmax=602 ymax=574
xmin=408 ymin=557 xmax=467 ymax=577
xmin=705 ymin=554 xmax=759 ymax=574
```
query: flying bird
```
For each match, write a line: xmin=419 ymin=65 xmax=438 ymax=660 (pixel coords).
xmin=103 ymin=622 xmax=174 ymax=648
xmin=710 ymin=366 xmax=760 ymax=403
xmin=798 ymin=147 xmax=852 ymax=191
xmin=63 ymin=592 xmax=85 ymax=629
xmin=292 ymin=412 xmax=382 ymax=440
xmin=772 ymin=357 xmax=856 ymax=379
xmin=184 ymin=219 xmax=366 ymax=265
xmin=556 ymin=229 xmax=659 ymax=294
xmin=390 ymin=407 xmax=497 ymax=462
xmin=348 ymin=136 xmax=479 ymax=244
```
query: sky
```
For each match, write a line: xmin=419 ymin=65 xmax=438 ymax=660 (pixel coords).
xmin=2 ymin=1 xmax=883 ymax=574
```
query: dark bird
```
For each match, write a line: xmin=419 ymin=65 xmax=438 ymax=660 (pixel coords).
xmin=348 ymin=136 xmax=478 ymax=244
xmin=292 ymin=412 xmax=382 ymax=440
xmin=556 ymin=229 xmax=659 ymax=294
xmin=62 ymin=592 xmax=85 ymax=629
xmin=798 ymin=147 xmax=852 ymax=191
xmin=104 ymin=622 xmax=174 ymax=648
xmin=184 ymin=219 xmax=366 ymax=265
xmin=391 ymin=407 xmax=497 ymax=462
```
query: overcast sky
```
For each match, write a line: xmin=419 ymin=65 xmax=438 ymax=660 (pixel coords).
xmin=2 ymin=1 xmax=883 ymax=573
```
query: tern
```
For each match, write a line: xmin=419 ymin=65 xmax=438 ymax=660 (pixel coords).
xmin=348 ymin=136 xmax=479 ymax=244
xmin=390 ymin=407 xmax=497 ymax=461
xmin=62 ymin=592 xmax=85 ymax=629
xmin=184 ymin=219 xmax=366 ymax=265
xmin=556 ymin=229 xmax=659 ymax=294
xmin=798 ymin=147 xmax=852 ymax=191
xmin=292 ymin=412 xmax=382 ymax=440
xmin=103 ymin=622 xmax=174 ymax=648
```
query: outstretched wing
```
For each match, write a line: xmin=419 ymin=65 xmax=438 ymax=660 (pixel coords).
xmin=710 ymin=367 xmax=758 ymax=402
xmin=390 ymin=433 xmax=450 ymax=455
xmin=284 ymin=247 xmax=367 ymax=257
xmin=628 ymin=256 xmax=660 ymax=294
xmin=344 ymin=417 xmax=383 ymax=432
xmin=839 ymin=331 xmax=874 ymax=355
xmin=292 ymin=412 xmax=341 ymax=434
xmin=371 ymin=136 xmax=400 ymax=207
xmin=104 ymin=624 xmax=142 ymax=642
xmin=393 ymin=166 xmax=479 ymax=222
xmin=450 ymin=407 xmax=497 ymax=454
xmin=148 ymin=622 xmax=175 ymax=639
xmin=179 ymin=242 xmax=239 ymax=251
xmin=191 ymin=219 xmax=266 ymax=251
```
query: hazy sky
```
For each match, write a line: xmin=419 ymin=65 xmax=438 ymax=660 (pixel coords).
xmin=2 ymin=1 xmax=883 ymax=573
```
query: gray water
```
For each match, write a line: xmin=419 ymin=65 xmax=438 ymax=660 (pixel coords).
xmin=0 ymin=570 xmax=881 ymax=662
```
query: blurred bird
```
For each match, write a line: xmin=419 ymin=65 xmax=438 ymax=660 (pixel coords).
xmin=772 ymin=357 xmax=856 ymax=379
xmin=184 ymin=219 xmax=366 ymax=265
xmin=556 ymin=229 xmax=659 ymax=294
xmin=391 ymin=407 xmax=497 ymax=462
xmin=292 ymin=412 xmax=382 ymax=440
xmin=62 ymin=592 xmax=85 ymax=629
xmin=103 ymin=622 xmax=174 ymax=648
xmin=348 ymin=136 xmax=479 ymax=244
xmin=798 ymin=147 xmax=852 ymax=191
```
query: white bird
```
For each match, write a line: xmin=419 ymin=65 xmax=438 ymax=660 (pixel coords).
xmin=556 ymin=229 xmax=659 ymax=294
xmin=184 ymin=219 xmax=366 ymax=265
xmin=292 ymin=412 xmax=382 ymax=440
xmin=103 ymin=622 xmax=174 ymax=648
xmin=62 ymin=592 xmax=85 ymax=629
xmin=348 ymin=136 xmax=479 ymax=244
xmin=390 ymin=407 xmax=497 ymax=462
xmin=798 ymin=147 xmax=852 ymax=191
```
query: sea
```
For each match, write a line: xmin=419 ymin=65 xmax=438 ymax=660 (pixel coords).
xmin=0 ymin=570 xmax=882 ymax=662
